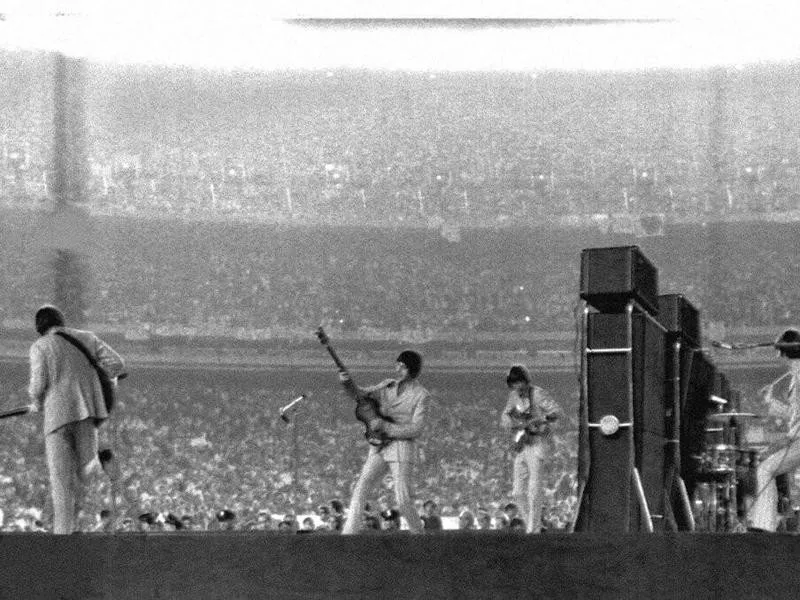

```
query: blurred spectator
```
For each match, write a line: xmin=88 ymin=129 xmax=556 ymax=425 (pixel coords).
xmin=299 ymin=516 xmax=316 ymax=533
xmin=476 ymin=508 xmax=493 ymax=530
xmin=458 ymin=510 xmax=476 ymax=530
xmin=421 ymin=499 xmax=443 ymax=531
xmin=508 ymin=517 xmax=527 ymax=533
xmin=92 ymin=509 xmax=114 ymax=532
xmin=381 ymin=508 xmax=401 ymax=531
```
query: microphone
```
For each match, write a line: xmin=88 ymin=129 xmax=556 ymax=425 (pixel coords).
xmin=279 ymin=394 xmax=306 ymax=423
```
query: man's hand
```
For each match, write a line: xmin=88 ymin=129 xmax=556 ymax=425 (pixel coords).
xmin=369 ymin=418 xmax=385 ymax=433
xmin=338 ymin=370 xmax=351 ymax=383
xmin=26 ymin=403 xmax=40 ymax=414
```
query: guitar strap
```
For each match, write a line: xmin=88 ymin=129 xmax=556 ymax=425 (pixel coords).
xmin=55 ymin=331 xmax=102 ymax=374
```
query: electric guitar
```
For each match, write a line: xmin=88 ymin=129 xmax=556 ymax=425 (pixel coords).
xmin=507 ymin=406 xmax=550 ymax=452
xmin=316 ymin=326 xmax=390 ymax=447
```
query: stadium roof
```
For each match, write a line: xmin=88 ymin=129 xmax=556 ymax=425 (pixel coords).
xmin=1 ymin=1 xmax=800 ymax=72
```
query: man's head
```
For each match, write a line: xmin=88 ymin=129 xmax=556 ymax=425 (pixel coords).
xmin=458 ymin=510 xmax=475 ymax=530
xmin=423 ymin=500 xmax=438 ymax=515
xmin=381 ymin=508 xmax=400 ymax=530
xmin=506 ymin=364 xmax=531 ymax=393
xmin=777 ymin=328 xmax=800 ymax=360
xmin=396 ymin=350 xmax=423 ymax=380
xmin=508 ymin=517 xmax=526 ymax=532
xmin=34 ymin=305 xmax=65 ymax=336
xmin=503 ymin=502 xmax=519 ymax=517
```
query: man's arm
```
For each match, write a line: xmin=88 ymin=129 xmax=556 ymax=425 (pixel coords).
xmin=27 ymin=343 xmax=47 ymax=411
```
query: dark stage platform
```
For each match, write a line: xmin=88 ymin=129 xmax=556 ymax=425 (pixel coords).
xmin=2 ymin=531 xmax=800 ymax=599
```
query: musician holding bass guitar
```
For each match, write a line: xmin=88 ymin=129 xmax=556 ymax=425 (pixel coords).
xmin=318 ymin=329 xmax=428 ymax=534
xmin=500 ymin=364 xmax=562 ymax=534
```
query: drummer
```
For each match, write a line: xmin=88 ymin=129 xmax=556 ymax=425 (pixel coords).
xmin=749 ymin=328 xmax=800 ymax=531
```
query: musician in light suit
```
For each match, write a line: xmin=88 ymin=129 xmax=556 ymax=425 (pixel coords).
xmin=340 ymin=350 xmax=428 ymax=535
xmin=750 ymin=328 xmax=800 ymax=531
xmin=27 ymin=305 xmax=126 ymax=534
xmin=500 ymin=364 xmax=561 ymax=534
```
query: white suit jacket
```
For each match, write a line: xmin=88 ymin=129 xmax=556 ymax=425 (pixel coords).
xmin=28 ymin=326 xmax=126 ymax=434
xmin=363 ymin=378 xmax=428 ymax=463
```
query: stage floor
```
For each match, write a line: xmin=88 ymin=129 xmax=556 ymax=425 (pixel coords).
xmin=1 ymin=531 xmax=798 ymax=599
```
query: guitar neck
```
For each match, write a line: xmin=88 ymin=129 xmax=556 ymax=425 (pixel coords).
xmin=324 ymin=344 xmax=349 ymax=375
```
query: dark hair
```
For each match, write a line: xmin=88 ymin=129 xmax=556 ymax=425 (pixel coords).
xmin=506 ymin=365 xmax=531 ymax=387
xmin=165 ymin=513 xmax=183 ymax=529
xmin=35 ymin=305 xmax=65 ymax=336
xmin=396 ymin=350 xmax=423 ymax=378
xmin=382 ymin=509 xmax=400 ymax=522
xmin=777 ymin=328 xmax=800 ymax=359
xmin=216 ymin=509 xmax=236 ymax=522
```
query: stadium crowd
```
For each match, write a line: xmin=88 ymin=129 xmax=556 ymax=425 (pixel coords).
xmin=4 ymin=51 xmax=800 ymax=224
xmin=2 ymin=210 xmax=800 ymax=341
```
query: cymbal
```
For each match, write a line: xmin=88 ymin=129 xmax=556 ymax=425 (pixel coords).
xmin=707 ymin=412 xmax=760 ymax=422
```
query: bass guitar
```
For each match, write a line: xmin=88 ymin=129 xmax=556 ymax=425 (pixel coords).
xmin=316 ymin=326 xmax=389 ymax=447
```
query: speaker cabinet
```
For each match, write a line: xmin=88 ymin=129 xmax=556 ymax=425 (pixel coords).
xmin=577 ymin=310 xmax=666 ymax=533
xmin=580 ymin=246 xmax=659 ymax=315
xmin=658 ymin=294 xmax=701 ymax=348
xmin=679 ymin=350 xmax=717 ymax=495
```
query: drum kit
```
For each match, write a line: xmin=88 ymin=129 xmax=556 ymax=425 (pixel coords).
xmin=690 ymin=395 xmax=762 ymax=532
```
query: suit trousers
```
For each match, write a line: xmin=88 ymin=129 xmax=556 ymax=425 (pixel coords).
xmin=45 ymin=418 xmax=100 ymax=534
xmin=750 ymin=435 xmax=800 ymax=531
xmin=343 ymin=450 xmax=423 ymax=534
xmin=512 ymin=440 xmax=546 ymax=533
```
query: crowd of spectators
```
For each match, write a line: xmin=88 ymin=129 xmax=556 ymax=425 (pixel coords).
xmin=0 ymin=367 xmax=580 ymax=533
xmin=2 ymin=209 xmax=800 ymax=339
xmin=4 ymin=50 xmax=800 ymax=223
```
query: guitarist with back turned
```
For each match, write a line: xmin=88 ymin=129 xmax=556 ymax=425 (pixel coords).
xmin=338 ymin=350 xmax=429 ymax=535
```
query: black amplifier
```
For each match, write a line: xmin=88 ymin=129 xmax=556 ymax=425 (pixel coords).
xmin=579 ymin=246 xmax=659 ymax=315
xmin=657 ymin=293 xmax=701 ymax=348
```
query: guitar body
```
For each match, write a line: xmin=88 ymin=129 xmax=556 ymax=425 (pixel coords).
xmin=316 ymin=327 xmax=388 ymax=447
xmin=508 ymin=406 xmax=549 ymax=452
xmin=354 ymin=391 xmax=388 ymax=447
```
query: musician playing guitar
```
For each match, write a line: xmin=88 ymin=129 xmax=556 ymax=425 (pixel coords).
xmin=500 ymin=364 xmax=562 ymax=534
xmin=319 ymin=334 xmax=429 ymax=535
xmin=750 ymin=328 xmax=800 ymax=531
xmin=316 ymin=327 xmax=392 ymax=447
